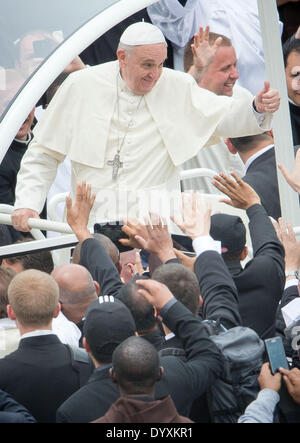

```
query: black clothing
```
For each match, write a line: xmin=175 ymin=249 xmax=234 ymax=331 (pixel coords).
xmin=0 ymin=389 xmax=36 ymax=423
xmin=0 ymin=134 xmax=47 ymax=241
xmin=56 ymin=299 xmax=223 ymax=423
xmin=80 ymin=9 xmax=174 ymax=69
xmin=0 ymin=138 xmax=28 ymax=207
xmin=289 ymin=101 xmax=300 ymax=150
xmin=0 ymin=138 xmax=29 ymax=242
xmin=276 ymin=285 xmax=299 ymax=358
xmin=0 ymin=334 xmax=93 ymax=423
xmin=195 ymin=251 xmax=242 ymax=329
xmin=226 ymin=204 xmax=285 ymax=339
xmin=80 ymin=238 xmax=123 ymax=298
xmin=279 ymin=3 xmax=300 ymax=43
xmin=140 ymin=328 xmax=165 ymax=350
xmin=242 ymin=147 xmax=281 ymax=221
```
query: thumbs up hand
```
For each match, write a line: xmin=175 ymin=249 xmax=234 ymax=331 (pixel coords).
xmin=254 ymin=81 xmax=280 ymax=114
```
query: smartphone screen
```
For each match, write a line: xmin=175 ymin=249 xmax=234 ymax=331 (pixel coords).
xmin=265 ymin=336 xmax=289 ymax=375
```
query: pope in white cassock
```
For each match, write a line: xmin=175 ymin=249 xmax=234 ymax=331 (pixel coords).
xmin=12 ymin=22 xmax=280 ymax=232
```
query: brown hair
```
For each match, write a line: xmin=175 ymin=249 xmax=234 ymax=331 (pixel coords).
xmin=0 ymin=267 xmax=16 ymax=319
xmin=184 ymin=32 xmax=232 ymax=73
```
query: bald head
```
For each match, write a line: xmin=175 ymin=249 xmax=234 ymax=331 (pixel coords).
xmin=52 ymin=264 xmax=98 ymax=303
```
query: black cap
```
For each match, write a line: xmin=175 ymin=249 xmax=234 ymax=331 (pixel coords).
xmin=84 ymin=296 xmax=136 ymax=360
xmin=210 ymin=214 xmax=246 ymax=254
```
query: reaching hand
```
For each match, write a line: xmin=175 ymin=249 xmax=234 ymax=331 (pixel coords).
xmin=272 ymin=217 xmax=300 ymax=271
xmin=278 ymin=148 xmax=300 ymax=195
xmin=171 ymin=192 xmax=211 ymax=240
xmin=296 ymin=25 xmax=300 ymax=40
xmin=136 ymin=278 xmax=174 ymax=311
xmin=189 ymin=26 xmax=222 ymax=82
xmin=66 ymin=181 xmax=95 ymax=242
xmin=119 ymin=217 xmax=149 ymax=249
xmin=212 ymin=172 xmax=261 ymax=210
xmin=254 ymin=81 xmax=280 ymax=114
xmin=280 ymin=367 xmax=300 ymax=404
xmin=258 ymin=363 xmax=282 ymax=392
xmin=135 ymin=213 xmax=176 ymax=263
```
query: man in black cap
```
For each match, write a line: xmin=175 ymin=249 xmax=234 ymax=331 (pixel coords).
xmin=56 ymin=282 xmax=223 ymax=423
xmin=212 ymin=173 xmax=285 ymax=339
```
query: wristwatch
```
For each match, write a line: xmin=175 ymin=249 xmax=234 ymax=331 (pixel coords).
xmin=285 ymin=270 xmax=299 ymax=279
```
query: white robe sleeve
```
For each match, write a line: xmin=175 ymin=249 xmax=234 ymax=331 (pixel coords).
xmin=14 ymin=142 xmax=65 ymax=214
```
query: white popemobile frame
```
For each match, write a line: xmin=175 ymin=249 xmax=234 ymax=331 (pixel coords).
xmin=0 ymin=0 xmax=299 ymax=264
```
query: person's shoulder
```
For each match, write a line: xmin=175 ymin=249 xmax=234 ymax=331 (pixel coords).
xmin=64 ymin=61 xmax=119 ymax=87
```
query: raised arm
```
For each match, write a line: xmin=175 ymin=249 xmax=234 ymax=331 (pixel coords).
xmin=66 ymin=181 xmax=123 ymax=297
xmin=172 ymin=191 xmax=241 ymax=328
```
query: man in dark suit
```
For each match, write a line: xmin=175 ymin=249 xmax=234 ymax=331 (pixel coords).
xmin=212 ymin=172 xmax=285 ymax=339
xmin=0 ymin=269 xmax=93 ymax=423
xmin=226 ymin=131 xmax=281 ymax=221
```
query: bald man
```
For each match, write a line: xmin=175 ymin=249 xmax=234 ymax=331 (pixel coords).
xmin=51 ymin=264 xmax=99 ymax=343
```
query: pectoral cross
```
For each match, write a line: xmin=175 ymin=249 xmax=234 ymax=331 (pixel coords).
xmin=107 ymin=153 xmax=123 ymax=181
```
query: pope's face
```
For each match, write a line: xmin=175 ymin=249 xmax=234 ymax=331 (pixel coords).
xmin=199 ymin=46 xmax=239 ymax=97
xmin=285 ymin=50 xmax=300 ymax=106
xmin=118 ymin=43 xmax=167 ymax=95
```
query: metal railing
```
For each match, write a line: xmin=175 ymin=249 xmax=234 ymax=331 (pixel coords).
xmin=0 ymin=166 xmax=299 ymax=265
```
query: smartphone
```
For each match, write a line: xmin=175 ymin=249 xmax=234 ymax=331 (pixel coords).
xmin=93 ymin=221 xmax=131 ymax=253
xmin=264 ymin=336 xmax=289 ymax=375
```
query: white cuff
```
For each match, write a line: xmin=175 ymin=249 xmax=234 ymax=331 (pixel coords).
xmin=285 ymin=279 xmax=298 ymax=290
xmin=192 ymin=235 xmax=222 ymax=257
xmin=252 ymin=105 xmax=266 ymax=127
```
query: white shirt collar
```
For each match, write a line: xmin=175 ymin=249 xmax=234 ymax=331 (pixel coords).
xmin=14 ymin=132 xmax=33 ymax=145
xmin=245 ymin=144 xmax=274 ymax=172
xmin=21 ymin=330 xmax=54 ymax=340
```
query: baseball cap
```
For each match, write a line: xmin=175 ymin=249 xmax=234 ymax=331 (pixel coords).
xmin=84 ymin=296 xmax=136 ymax=361
xmin=210 ymin=214 xmax=246 ymax=254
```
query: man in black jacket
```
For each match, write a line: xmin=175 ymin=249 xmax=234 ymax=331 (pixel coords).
xmin=226 ymin=131 xmax=281 ymax=221
xmin=212 ymin=172 xmax=285 ymax=339
xmin=0 ymin=268 xmax=93 ymax=423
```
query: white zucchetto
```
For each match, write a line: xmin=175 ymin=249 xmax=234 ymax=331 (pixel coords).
xmin=119 ymin=22 xmax=167 ymax=46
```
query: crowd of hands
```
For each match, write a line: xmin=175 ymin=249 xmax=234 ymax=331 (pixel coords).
xmin=65 ymin=169 xmax=300 ymax=407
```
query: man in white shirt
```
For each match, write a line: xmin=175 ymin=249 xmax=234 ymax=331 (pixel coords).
xmin=147 ymin=0 xmax=283 ymax=94
xmin=12 ymin=22 xmax=280 ymax=232
xmin=181 ymin=29 xmax=247 ymax=193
